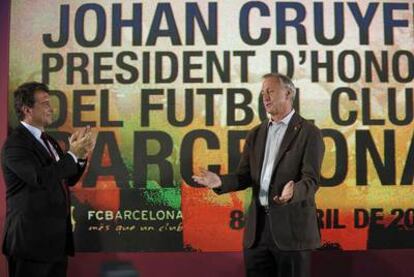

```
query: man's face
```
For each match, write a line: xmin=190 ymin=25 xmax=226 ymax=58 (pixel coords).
xmin=261 ymin=77 xmax=291 ymax=116
xmin=25 ymin=91 xmax=53 ymax=128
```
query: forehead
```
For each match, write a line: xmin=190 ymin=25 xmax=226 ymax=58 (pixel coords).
xmin=34 ymin=90 xmax=50 ymax=102
xmin=261 ymin=77 xmax=282 ymax=88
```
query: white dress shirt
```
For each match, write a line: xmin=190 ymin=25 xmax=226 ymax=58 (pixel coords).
xmin=259 ymin=109 xmax=295 ymax=206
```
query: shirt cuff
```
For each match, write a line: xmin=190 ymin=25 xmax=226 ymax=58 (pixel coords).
xmin=67 ymin=151 xmax=78 ymax=163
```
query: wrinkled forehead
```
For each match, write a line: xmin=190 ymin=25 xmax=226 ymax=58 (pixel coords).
xmin=261 ymin=77 xmax=283 ymax=89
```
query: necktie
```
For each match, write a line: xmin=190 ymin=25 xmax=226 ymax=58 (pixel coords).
xmin=40 ymin=132 xmax=56 ymax=160
xmin=40 ymin=132 xmax=70 ymax=214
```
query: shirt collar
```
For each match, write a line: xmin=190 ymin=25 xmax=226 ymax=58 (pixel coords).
xmin=268 ymin=109 xmax=295 ymax=127
xmin=21 ymin=121 xmax=43 ymax=140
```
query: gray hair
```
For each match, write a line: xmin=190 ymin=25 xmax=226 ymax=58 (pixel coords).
xmin=262 ymin=73 xmax=296 ymax=103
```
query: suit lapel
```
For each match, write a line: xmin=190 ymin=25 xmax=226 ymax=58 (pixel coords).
xmin=16 ymin=124 xmax=54 ymax=162
xmin=254 ymin=120 xmax=269 ymax=183
xmin=272 ymin=113 xmax=303 ymax=172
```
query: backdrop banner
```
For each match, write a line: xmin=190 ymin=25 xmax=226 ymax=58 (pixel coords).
xmin=8 ymin=0 xmax=414 ymax=251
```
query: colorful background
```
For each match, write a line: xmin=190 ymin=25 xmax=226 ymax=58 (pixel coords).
xmin=1 ymin=0 xmax=414 ymax=276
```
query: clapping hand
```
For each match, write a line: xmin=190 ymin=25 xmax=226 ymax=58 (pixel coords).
xmin=69 ymin=125 xmax=96 ymax=159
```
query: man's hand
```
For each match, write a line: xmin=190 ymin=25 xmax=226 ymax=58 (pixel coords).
xmin=273 ymin=180 xmax=294 ymax=204
xmin=82 ymin=126 xmax=96 ymax=155
xmin=192 ymin=168 xmax=222 ymax=189
xmin=69 ymin=126 xmax=96 ymax=159
xmin=69 ymin=125 xmax=88 ymax=145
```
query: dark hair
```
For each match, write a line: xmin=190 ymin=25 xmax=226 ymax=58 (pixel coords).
xmin=14 ymin=82 xmax=49 ymax=121
xmin=262 ymin=73 xmax=296 ymax=102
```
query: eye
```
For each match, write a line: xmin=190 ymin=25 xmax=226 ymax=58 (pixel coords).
xmin=43 ymin=102 xmax=51 ymax=108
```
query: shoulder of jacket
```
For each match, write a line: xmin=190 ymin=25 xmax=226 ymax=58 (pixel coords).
xmin=3 ymin=130 xmax=32 ymax=149
xmin=297 ymin=116 xmax=321 ymax=132
xmin=251 ymin=122 xmax=264 ymax=133
xmin=247 ymin=121 xmax=266 ymax=136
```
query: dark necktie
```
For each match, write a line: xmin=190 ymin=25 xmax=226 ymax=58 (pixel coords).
xmin=40 ymin=132 xmax=56 ymax=159
xmin=40 ymin=132 xmax=70 ymax=214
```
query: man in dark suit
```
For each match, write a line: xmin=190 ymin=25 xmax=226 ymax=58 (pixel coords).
xmin=1 ymin=82 xmax=95 ymax=277
xmin=193 ymin=73 xmax=325 ymax=277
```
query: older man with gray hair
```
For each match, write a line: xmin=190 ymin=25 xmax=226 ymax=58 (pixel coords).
xmin=193 ymin=73 xmax=325 ymax=277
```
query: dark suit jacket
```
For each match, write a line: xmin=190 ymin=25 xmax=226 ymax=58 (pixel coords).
xmin=1 ymin=123 xmax=86 ymax=262
xmin=215 ymin=113 xmax=325 ymax=250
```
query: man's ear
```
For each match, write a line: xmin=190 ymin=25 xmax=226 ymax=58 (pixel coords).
xmin=22 ymin=105 xmax=31 ymax=118
xmin=286 ymin=90 xmax=290 ymax=100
